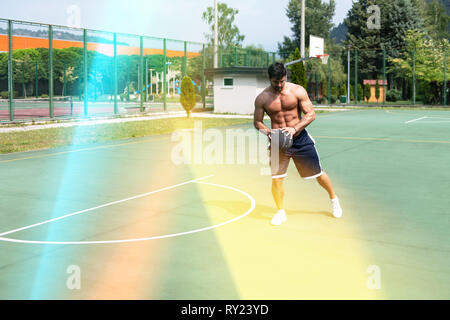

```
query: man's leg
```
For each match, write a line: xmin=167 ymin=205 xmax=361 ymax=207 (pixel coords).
xmin=272 ymin=177 xmax=285 ymax=210
xmin=316 ymin=171 xmax=342 ymax=218
xmin=271 ymin=177 xmax=287 ymax=225
xmin=316 ymin=171 xmax=336 ymax=199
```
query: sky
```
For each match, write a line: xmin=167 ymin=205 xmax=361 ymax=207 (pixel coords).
xmin=0 ymin=0 xmax=355 ymax=52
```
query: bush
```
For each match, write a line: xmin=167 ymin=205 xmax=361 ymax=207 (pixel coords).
xmin=319 ymin=97 xmax=328 ymax=104
xmin=386 ymin=89 xmax=402 ymax=102
xmin=180 ymin=76 xmax=196 ymax=118
xmin=340 ymin=84 xmax=347 ymax=97
xmin=0 ymin=91 xmax=19 ymax=99
xmin=330 ymin=95 xmax=338 ymax=103
xmin=195 ymin=94 xmax=202 ymax=102
xmin=40 ymin=94 xmax=49 ymax=98
xmin=357 ymin=84 xmax=363 ymax=102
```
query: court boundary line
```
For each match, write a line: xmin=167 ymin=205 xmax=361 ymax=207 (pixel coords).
xmin=0 ymin=176 xmax=256 ymax=245
xmin=405 ymin=116 xmax=427 ymax=124
xmin=315 ymin=135 xmax=450 ymax=144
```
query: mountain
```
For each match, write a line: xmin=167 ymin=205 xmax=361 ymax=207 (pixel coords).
xmin=330 ymin=22 xmax=347 ymax=45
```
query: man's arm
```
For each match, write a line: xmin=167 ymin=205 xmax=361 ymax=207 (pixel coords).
xmin=254 ymin=94 xmax=271 ymax=136
xmin=293 ymin=85 xmax=315 ymax=133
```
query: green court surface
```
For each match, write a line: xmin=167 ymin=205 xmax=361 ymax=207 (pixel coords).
xmin=0 ymin=109 xmax=449 ymax=299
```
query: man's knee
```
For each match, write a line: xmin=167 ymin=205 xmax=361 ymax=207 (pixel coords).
xmin=272 ymin=178 xmax=284 ymax=189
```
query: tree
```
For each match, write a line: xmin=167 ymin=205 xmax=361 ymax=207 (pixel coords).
xmin=364 ymin=83 xmax=371 ymax=102
xmin=375 ymin=80 xmax=380 ymax=103
xmin=425 ymin=0 xmax=450 ymax=40
xmin=180 ymin=76 xmax=196 ymax=118
xmin=289 ymin=48 xmax=307 ymax=87
xmin=202 ymin=3 xmax=245 ymax=49
xmin=358 ymin=83 xmax=364 ymax=103
xmin=278 ymin=0 xmax=336 ymax=59
xmin=344 ymin=0 xmax=424 ymax=80
xmin=390 ymin=29 xmax=449 ymax=104
xmin=383 ymin=0 xmax=425 ymax=59
xmin=58 ymin=66 xmax=78 ymax=96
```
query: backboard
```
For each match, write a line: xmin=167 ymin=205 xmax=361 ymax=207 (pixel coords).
xmin=309 ymin=35 xmax=324 ymax=58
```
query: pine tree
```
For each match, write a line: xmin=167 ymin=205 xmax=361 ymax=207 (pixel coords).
xmin=289 ymin=48 xmax=307 ymax=88
xmin=358 ymin=83 xmax=364 ymax=103
xmin=180 ymin=76 xmax=196 ymax=118
xmin=364 ymin=83 xmax=371 ymax=102
xmin=375 ymin=80 xmax=380 ymax=103
xmin=384 ymin=0 xmax=425 ymax=59
xmin=345 ymin=0 xmax=424 ymax=79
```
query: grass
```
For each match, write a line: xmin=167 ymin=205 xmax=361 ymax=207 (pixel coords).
xmin=0 ymin=117 xmax=253 ymax=154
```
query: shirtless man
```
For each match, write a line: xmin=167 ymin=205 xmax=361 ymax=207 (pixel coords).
xmin=254 ymin=62 xmax=342 ymax=225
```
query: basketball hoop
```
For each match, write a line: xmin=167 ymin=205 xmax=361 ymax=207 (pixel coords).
xmin=316 ymin=54 xmax=329 ymax=65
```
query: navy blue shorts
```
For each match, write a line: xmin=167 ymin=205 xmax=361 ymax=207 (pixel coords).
xmin=269 ymin=129 xmax=323 ymax=179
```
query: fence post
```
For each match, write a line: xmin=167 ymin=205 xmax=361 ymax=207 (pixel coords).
xmin=163 ymin=38 xmax=167 ymax=112
xmin=183 ymin=41 xmax=187 ymax=78
xmin=354 ymin=49 xmax=358 ymax=103
xmin=145 ymin=57 xmax=148 ymax=103
xmin=35 ymin=61 xmax=38 ymax=99
xmin=315 ymin=72 xmax=319 ymax=103
xmin=444 ymin=46 xmax=447 ymax=106
xmin=328 ymin=54 xmax=331 ymax=104
xmin=83 ymin=29 xmax=88 ymax=117
xmin=413 ymin=46 xmax=416 ymax=105
xmin=113 ymin=33 xmax=118 ymax=114
xmin=8 ymin=20 xmax=13 ymax=121
xmin=49 ymin=25 xmax=54 ymax=118
xmin=22 ymin=62 xmax=25 ymax=98
xmin=383 ymin=48 xmax=386 ymax=105
xmin=63 ymin=61 xmax=67 ymax=97
xmin=140 ymin=36 xmax=144 ymax=112
xmin=202 ymin=44 xmax=206 ymax=109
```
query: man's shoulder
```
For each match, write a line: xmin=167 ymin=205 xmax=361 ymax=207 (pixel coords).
xmin=255 ymin=87 xmax=271 ymax=102
xmin=286 ymin=82 xmax=307 ymax=97
xmin=286 ymin=82 xmax=305 ymax=91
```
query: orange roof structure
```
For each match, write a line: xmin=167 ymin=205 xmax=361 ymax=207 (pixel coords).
xmin=0 ymin=35 xmax=201 ymax=58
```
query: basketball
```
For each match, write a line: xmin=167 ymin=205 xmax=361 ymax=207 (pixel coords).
xmin=271 ymin=129 xmax=293 ymax=152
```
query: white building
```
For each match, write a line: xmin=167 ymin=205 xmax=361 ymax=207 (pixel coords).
xmin=205 ymin=67 xmax=270 ymax=115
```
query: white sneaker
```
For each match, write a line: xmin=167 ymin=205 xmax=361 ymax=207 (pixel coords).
xmin=271 ymin=209 xmax=287 ymax=225
xmin=331 ymin=197 xmax=343 ymax=218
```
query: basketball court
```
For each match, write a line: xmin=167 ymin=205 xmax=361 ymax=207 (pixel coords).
xmin=0 ymin=108 xmax=448 ymax=299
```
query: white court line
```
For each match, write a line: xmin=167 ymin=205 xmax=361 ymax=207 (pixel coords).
xmin=0 ymin=177 xmax=256 ymax=245
xmin=0 ymin=174 xmax=214 ymax=238
xmin=414 ymin=121 xmax=450 ymax=123
xmin=424 ymin=116 xmax=450 ymax=120
xmin=405 ymin=116 xmax=427 ymax=124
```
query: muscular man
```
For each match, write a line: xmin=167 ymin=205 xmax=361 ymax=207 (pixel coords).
xmin=254 ymin=62 xmax=342 ymax=225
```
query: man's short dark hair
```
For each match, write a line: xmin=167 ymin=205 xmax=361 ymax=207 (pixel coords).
xmin=268 ymin=62 xmax=287 ymax=79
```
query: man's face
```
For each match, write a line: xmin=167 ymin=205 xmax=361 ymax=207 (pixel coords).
xmin=270 ymin=76 xmax=286 ymax=93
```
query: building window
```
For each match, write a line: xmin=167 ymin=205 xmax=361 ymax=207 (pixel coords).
xmin=223 ymin=78 xmax=234 ymax=87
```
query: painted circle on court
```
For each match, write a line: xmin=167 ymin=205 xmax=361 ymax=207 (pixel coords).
xmin=0 ymin=181 xmax=255 ymax=245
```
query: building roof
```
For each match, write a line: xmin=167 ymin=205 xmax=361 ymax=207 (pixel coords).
xmin=204 ymin=67 xmax=268 ymax=76
xmin=363 ymin=79 xmax=388 ymax=85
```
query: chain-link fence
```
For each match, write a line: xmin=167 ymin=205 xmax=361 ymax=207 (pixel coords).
xmin=0 ymin=18 xmax=278 ymax=122
xmin=300 ymin=47 xmax=448 ymax=106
